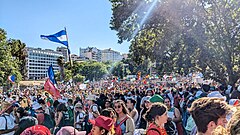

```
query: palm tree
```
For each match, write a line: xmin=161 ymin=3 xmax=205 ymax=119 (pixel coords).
xmin=57 ymin=56 xmax=65 ymax=82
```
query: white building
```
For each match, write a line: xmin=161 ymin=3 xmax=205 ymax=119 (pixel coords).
xmin=79 ymin=47 xmax=101 ymax=62
xmin=71 ymin=54 xmax=85 ymax=62
xmin=101 ymin=48 xmax=123 ymax=62
xmin=56 ymin=46 xmax=68 ymax=62
xmin=26 ymin=47 xmax=63 ymax=80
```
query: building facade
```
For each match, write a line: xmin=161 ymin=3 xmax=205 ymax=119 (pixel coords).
xmin=101 ymin=48 xmax=123 ymax=62
xmin=56 ymin=46 xmax=68 ymax=62
xmin=79 ymin=47 xmax=101 ymax=62
xmin=26 ymin=47 xmax=63 ymax=80
xmin=71 ymin=54 xmax=85 ymax=62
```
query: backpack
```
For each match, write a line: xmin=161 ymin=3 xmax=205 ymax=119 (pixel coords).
xmin=42 ymin=113 xmax=55 ymax=129
xmin=115 ymin=116 xmax=129 ymax=135
xmin=164 ymin=121 xmax=178 ymax=135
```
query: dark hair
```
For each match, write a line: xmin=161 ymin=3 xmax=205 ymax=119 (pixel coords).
xmin=189 ymin=97 xmax=230 ymax=133
xmin=126 ymin=98 xmax=136 ymax=106
xmin=101 ymin=108 xmax=116 ymax=119
xmin=56 ymin=103 xmax=68 ymax=112
xmin=164 ymin=96 xmax=171 ymax=103
xmin=145 ymin=103 xmax=167 ymax=122
xmin=38 ymin=99 xmax=45 ymax=105
xmin=113 ymin=100 xmax=129 ymax=115
xmin=68 ymin=99 xmax=73 ymax=104
xmin=17 ymin=107 xmax=29 ymax=118
xmin=53 ymin=100 xmax=60 ymax=109
xmin=99 ymin=127 xmax=109 ymax=135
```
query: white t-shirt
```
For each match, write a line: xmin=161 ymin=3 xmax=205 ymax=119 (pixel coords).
xmin=0 ymin=113 xmax=16 ymax=135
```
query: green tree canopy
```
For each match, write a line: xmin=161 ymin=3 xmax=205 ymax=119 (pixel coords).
xmin=110 ymin=0 xmax=240 ymax=85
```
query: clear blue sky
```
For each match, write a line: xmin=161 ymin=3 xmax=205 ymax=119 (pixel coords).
xmin=0 ymin=0 xmax=130 ymax=55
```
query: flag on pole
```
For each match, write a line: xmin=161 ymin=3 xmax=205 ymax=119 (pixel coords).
xmin=44 ymin=79 xmax=61 ymax=99
xmin=48 ymin=64 xmax=57 ymax=85
xmin=8 ymin=75 xmax=16 ymax=84
xmin=40 ymin=30 xmax=68 ymax=47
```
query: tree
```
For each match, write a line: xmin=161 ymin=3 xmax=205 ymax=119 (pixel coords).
xmin=7 ymin=39 xmax=28 ymax=80
xmin=57 ymin=56 xmax=65 ymax=82
xmin=0 ymin=28 xmax=22 ymax=86
xmin=73 ymin=74 xmax=85 ymax=83
xmin=110 ymin=0 xmax=240 ymax=85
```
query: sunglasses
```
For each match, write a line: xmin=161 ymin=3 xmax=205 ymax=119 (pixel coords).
xmin=114 ymin=105 xmax=122 ymax=109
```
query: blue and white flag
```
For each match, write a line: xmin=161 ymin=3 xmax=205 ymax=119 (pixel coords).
xmin=41 ymin=30 xmax=68 ymax=47
xmin=48 ymin=64 xmax=57 ymax=85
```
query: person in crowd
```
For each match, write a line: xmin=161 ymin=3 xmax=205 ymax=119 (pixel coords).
xmin=101 ymin=108 xmax=116 ymax=120
xmin=137 ymin=96 xmax=151 ymax=129
xmin=89 ymin=115 xmax=115 ymax=135
xmin=114 ymin=99 xmax=135 ymax=135
xmin=45 ymin=92 xmax=54 ymax=107
xmin=104 ymin=99 xmax=112 ymax=109
xmin=164 ymin=96 xmax=182 ymax=135
xmin=67 ymin=99 xmax=74 ymax=126
xmin=38 ymin=99 xmax=51 ymax=115
xmin=126 ymin=97 xmax=139 ymax=125
xmin=0 ymin=101 xmax=18 ymax=135
xmin=226 ymin=107 xmax=240 ymax=134
xmin=145 ymin=102 xmax=168 ymax=135
xmin=20 ymin=125 xmax=51 ymax=135
xmin=74 ymin=103 xmax=86 ymax=131
xmin=54 ymin=103 xmax=71 ymax=134
xmin=56 ymin=126 xmax=86 ymax=135
xmin=14 ymin=107 xmax=38 ymax=135
xmin=189 ymin=97 xmax=230 ymax=135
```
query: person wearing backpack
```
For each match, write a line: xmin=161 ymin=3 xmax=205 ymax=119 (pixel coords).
xmin=0 ymin=101 xmax=19 ymax=135
xmin=114 ymin=100 xmax=135 ymax=135
xmin=145 ymin=103 xmax=168 ymax=135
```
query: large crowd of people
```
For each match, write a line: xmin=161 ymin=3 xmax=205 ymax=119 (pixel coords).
xmin=1 ymin=79 xmax=240 ymax=135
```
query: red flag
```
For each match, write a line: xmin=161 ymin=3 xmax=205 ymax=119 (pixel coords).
xmin=44 ymin=79 xmax=61 ymax=99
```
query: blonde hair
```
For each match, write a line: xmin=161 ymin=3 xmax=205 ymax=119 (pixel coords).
xmin=211 ymin=126 xmax=228 ymax=135
xmin=227 ymin=107 xmax=240 ymax=134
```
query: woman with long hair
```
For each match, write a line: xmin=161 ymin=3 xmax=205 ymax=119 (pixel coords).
xmin=145 ymin=103 xmax=168 ymax=135
xmin=137 ymin=96 xmax=151 ymax=129
xmin=113 ymin=100 xmax=135 ymax=135
xmin=54 ymin=103 xmax=71 ymax=134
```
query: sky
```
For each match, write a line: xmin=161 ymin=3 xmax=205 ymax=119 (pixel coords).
xmin=0 ymin=0 xmax=130 ymax=55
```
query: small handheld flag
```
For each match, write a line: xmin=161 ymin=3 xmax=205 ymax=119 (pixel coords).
xmin=8 ymin=75 xmax=16 ymax=84
xmin=40 ymin=30 xmax=68 ymax=47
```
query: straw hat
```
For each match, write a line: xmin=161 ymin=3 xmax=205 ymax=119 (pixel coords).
xmin=1 ymin=101 xmax=12 ymax=114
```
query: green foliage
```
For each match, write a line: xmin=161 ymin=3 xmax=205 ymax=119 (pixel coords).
xmin=65 ymin=61 xmax=108 ymax=81
xmin=73 ymin=74 xmax=85 ymax=83
xmin=111 ymin=61 xmax=131 ymax=78
xmin=0 ymin=28 xmax=22 ymax=85
xmin=7 ymin=39 xmax=28 ymax=80
xmin=110 ymin=0 xmax=240 ymax=85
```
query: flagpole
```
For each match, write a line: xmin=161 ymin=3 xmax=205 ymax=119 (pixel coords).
xmin=64 ymin=27 xmax=75 ymax=88
xmin=64 ymin=27 xmax=72 ymax=67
